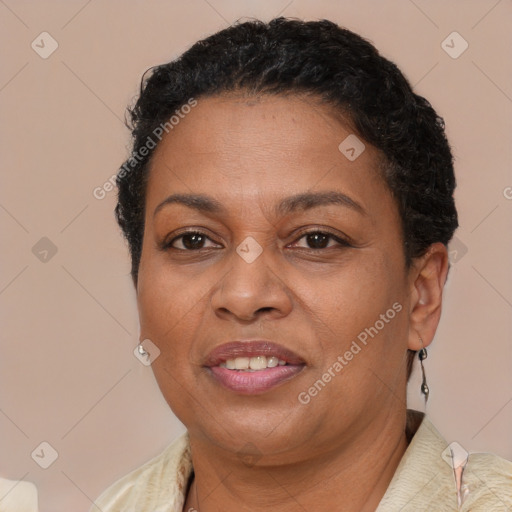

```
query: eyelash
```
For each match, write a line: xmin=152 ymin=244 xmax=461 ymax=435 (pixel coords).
xmin=162 ymin=228 xmax=352 ymax=252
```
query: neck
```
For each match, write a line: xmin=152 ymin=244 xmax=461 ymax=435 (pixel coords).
xmin=184 ymin=411 xmax=410 ymax=512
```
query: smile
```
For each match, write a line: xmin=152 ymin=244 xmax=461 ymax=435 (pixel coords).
xmin=204 ymin=341 xmax=306 ymax=394
xmin=220 ymin=355 xmax=287 ymax=370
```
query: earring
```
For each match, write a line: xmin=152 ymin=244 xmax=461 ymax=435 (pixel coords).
xmin=418 ymin=337 xmax=429 ymax=404
xmin=137 ymin=343 xmax=149 ymax=358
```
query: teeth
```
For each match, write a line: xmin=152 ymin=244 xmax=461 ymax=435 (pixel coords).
xmin=267 ymin=356 xmax=279 ymax=368
xmin=249 ymin=356 xmax=267 ymax=370
xmin=235 ymin=357 xmax=250 ymax=370
xmin=221 ymin=356 xmax=288 ymax=371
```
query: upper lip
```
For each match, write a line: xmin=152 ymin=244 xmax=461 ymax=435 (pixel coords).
xmin=204 ymin=340 xmax=305 ymax=367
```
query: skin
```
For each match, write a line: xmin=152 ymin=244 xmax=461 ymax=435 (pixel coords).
xmin=136 ymin=93 xmax=449 ymax=511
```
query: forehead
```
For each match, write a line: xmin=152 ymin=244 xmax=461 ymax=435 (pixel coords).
xmin=152 ymin=93 xmax=363 ymax=163
xmin=145 ymin=93 xmax=390 ymax=218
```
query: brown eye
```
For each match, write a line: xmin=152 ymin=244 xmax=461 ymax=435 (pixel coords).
xmin=290 ymin=230 xmax=351 ymax=250
xmin=305 ymin=232 xmax=330 ymax=249
xmin=165 ymin=231 xmax=219 ymax=251
xmin=180 ymin=233 xmax=206 ymax=250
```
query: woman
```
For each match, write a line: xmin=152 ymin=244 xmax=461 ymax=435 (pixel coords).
xmin=91 ymin=17 xmax=511 ymax=511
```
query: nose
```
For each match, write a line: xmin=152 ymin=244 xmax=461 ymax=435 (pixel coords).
xmin=210 ymin=243 xmax=293 ymax=322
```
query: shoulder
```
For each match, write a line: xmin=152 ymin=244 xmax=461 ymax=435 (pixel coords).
xmin=377 ymin=412 xmax=512 ymax=512
xmin=89 ymin=432 xmax=193 ymax=512
xmin=461 ymin=451 xmax=512 ymax=511
xmin=0 ymin=477 xmax=38 ymax=511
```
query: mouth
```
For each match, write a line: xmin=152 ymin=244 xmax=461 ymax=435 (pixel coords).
xmin=204 ymin=340 xmax=306 ymax=395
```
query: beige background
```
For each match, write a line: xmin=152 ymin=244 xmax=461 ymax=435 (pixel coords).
xmin=1 ymin=1 xmax=511 ymax=510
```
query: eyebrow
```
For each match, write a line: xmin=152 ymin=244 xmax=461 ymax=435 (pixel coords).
xmin=153 ymin=191 xmax=366 ymax=218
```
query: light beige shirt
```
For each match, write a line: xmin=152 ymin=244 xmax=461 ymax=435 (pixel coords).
xmin=90 ymin=411 xmax=512 ymax=511
xmin=0 ymin=478 xmax=38 ymax=512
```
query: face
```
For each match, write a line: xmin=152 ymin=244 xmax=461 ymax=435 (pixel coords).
xmin=137 ymin=93 xmax=413 ymax=463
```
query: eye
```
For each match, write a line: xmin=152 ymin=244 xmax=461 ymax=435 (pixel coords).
xmin=164 ymin=231 xmax=221 ymax=251
xmin=162 ymin=228 xmax=351 ymax=252
xmin=289 ymin=229 xmax=351 ymax=250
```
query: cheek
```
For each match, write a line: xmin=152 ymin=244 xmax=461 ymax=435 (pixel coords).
xmin=136 ymin=264 xmax=207 ymax=418
xmin=307 ymin=256 xmax=400 ymax=330
xmin=136 ymin=257 xmax=208 ymax=357
xmin=300 ymin=263 xmax=407 ymax=406
xmin=307 ymin=256 xmax=407 ymax=387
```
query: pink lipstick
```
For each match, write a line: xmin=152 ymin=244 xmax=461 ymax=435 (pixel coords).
xmin=204 ymin=340 xmax=306 ymax=395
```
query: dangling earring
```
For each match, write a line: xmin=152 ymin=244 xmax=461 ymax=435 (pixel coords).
xmin=137 ymin=343 xmax=149 ymax=358
xmin=418 ymin=337 xmax=429 ymax=404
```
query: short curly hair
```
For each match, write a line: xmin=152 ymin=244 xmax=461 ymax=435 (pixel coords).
xmin=115 ymin=17 xmax=458 ymax=377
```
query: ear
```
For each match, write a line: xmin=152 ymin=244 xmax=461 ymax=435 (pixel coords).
xmin=407 ymin=242 xmax=450 ymax=351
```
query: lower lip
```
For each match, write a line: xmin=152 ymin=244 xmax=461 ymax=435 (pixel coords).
xmin=208 ymin=365 xmax=305 ymax=394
